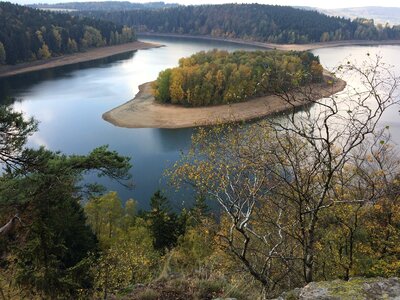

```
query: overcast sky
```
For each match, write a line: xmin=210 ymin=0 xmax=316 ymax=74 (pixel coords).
xmin=10 ymin=0 xmax=400 ymax=9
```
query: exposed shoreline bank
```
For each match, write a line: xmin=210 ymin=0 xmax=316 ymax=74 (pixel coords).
xmin=138 ymin=32 xmax=400 ymax=51
xmin=0 ymin=41 xmax=163 ymax=78
xmin=103 ymin=75 xmax=347 ymax=129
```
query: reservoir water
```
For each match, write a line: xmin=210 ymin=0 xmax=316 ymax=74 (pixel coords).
xmin=0 ymin=36 xmax=399 ymax=209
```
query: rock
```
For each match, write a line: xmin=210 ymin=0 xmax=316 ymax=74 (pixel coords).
xmin=274 ymin=277 xmax=400 ymax=299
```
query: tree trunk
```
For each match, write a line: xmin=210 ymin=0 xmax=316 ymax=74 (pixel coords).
xmin=304 ymin=216 xmax=317 ymax=283
xmin=304 ymin=253 xmax=313 ymax=283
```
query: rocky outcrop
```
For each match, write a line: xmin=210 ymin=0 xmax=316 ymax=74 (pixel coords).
xmin=274 ymin=277 xmax=400 ymax=300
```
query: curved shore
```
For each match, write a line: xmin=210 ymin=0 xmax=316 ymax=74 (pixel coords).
xmin=138 ymin=32 xmax=400 ymax=51
xmin=0 ymin=41 xmax=163 ymax=78
xmin=103 ymin=76 xmax=346 ymax=129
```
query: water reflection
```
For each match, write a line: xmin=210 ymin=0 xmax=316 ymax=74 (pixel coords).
xmin=152 ymin=128 xmax=195 ymax=153
xmin=313 ymin=46 xmax=400 ymax=145
xmin=0 ymin=51 xmax=137 ymax=103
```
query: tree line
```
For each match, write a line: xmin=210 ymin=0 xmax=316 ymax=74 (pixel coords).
xmin=77 ymin=4 xmax=400 ymax=44
xmin=28 ymin=1 xmax=179 ymax=11
xmin=0 ymin=2 xmax=136 ymax=65
xmin=153 ymin=49 xmax=324 ymax=107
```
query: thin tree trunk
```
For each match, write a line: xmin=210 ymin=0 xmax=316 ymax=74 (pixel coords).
xmin=304 ymin=215 xmax=318 ymax=283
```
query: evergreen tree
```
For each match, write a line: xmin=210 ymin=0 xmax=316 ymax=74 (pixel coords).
xmin=0 ymin=105 xmax=37 ymax=169
xmin=0 ymin=42 xmax=6 ymax=64
xmin=77 ymin=4 xmax=400 ymax=44
xmin=0 ymin=105 xmax=132 ymax=298
xmin=0 ymin=2 xmax=137 ymax=64
xmin=190 ymin=193 xmax=210 ymax=222
xmin=146 ymin=190 xmax=185 ymax=252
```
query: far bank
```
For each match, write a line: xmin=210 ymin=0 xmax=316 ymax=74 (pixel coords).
xmin=138 ymin=32 xmax=400 ymax=51
xmin=0 ymin=41 xmax=163 ymax=78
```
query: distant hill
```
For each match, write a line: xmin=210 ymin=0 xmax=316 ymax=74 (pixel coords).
xmin=296 ymin=6 xmax=400 ymax=25
xmin=28 ymin=1 xmax=179 ymax=12
xmin=0 ymin=2 xmax=136 ymax=65
xmin=77 ymin=4 xmax=400 ymax=44
xmin=321 ymin=7 xmax=400 ymax=25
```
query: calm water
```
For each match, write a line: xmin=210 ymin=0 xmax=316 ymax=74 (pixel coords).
xmin=312 ymin=45 xmax=400 ymax=145
xmin=0 ymin=37 xmax=399 ymax=209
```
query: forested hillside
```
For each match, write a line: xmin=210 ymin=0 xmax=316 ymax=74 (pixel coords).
xmin=153 ymin=50 xmax=323 ymax=106
xmin=29 ymin=1 xmax=179 ymax=12
xmin=77 ymin=4 xmax=400 ymax=44
xmin=0 ymin=2 xmax=136 ymax=65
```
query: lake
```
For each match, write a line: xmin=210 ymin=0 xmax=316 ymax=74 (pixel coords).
xmin=0 ymin=36 xmax=399 ymax=209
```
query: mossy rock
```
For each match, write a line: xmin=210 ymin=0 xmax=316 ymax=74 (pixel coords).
xmin=275 ymin=277 xmax=400 ymax=300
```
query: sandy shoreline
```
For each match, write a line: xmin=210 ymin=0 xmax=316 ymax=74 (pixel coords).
xmin=138 ymin=32 xmax=400 ymax=51
xmin=0 ymin=41 xmax=163 ymax=78
xmin=103 ymin=76 xmax=347 ymax=129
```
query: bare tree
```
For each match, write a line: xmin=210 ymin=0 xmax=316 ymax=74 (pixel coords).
xmin=264 ymin=54 xmax=399 ymax=283
xmin=171 ymin=54 xmax=400 ymax=294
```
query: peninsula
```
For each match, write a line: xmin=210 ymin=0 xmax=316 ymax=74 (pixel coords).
xmin=103 ymin=49 xmax=346 ymax=128
xmin=102 ymin=75 xmax=346 ymax=129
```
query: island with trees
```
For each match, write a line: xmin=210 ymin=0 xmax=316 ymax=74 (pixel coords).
xmin=103 ymin=49 xmax=345 ymax=128
xmin=153 ymin=50 xmax=324 ymax=107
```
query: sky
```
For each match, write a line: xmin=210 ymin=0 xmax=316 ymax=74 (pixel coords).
xmin=10 ymin=0 xmax=400 ymax=9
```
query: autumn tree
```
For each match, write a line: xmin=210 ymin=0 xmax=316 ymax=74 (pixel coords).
xmin=171 ymin=54 xmax=400 ymax=295
xmin=86 ymin=194 xmax=159 ymax=298
xmin=316 ymin=132 xmax=400 ymax=280
xmin=85 ymin=191 xmax=123 ymax=243
xmin=37 ymin=43 xmax=51 ymax=59
xmin=94 ymin=222 xmax=159 ymax=298
xmin=82 ymin=26 xmax=106 ymax=49
xmin=153 ymin=50 xmax=324 ymax=107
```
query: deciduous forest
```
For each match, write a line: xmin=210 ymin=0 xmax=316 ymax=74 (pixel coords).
xmin=153 ymin=50 xmax=323 ymax=106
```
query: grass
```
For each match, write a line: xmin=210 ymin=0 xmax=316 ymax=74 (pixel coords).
xmin=136 ymin=288 xmax=160 ymax=300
